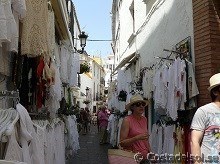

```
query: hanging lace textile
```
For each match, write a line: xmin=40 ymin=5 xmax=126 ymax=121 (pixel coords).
xmin=60 ymin=46 xmax=69 ymax=83
xmin=69 ymin=52 xmax=80 ymax=87
xmin=21 ymin=0 xmax=49 ymax=56
xmin=47 ymin=8 xmax=55 ymax=57
xmin=11 ymin=0 xmax=26 ymax=52
xmin=0 ymin=0 xmax=18 ymax=52
xmin=45 ymin=61 xmax=62 ymax=119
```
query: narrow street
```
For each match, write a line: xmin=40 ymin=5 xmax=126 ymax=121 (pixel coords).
xmin=67 ymin=124 xmax=111 ymax=164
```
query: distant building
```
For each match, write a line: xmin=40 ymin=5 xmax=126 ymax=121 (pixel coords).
xmin=92 ymin=56 xmax=106 ymax=112
xmin=103 ymin=54 xmax=115 ymax=88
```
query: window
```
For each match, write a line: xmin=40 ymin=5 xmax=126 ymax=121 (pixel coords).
xmin=109 ymin=64 xmax=112 ymax=71
xmin=118 ymin=0 xmax=122 ymax=8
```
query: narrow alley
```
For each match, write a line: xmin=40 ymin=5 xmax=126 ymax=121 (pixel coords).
xmin=0 ymin=0 xmax=220 ymax=163
xmin=67 ymin=124 xmax=110 ymax=164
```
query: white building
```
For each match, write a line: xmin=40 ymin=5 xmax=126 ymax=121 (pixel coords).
xmin=110 ymin=0 xmax=195 ymax=129
xmin=111 ymin=0 xmax=194 ymax=94
xmin=78 ymin=55 xmax=106 ymax=112
xmin=92 ymin=57 xmax=106 ymax=112
xmin=103 ymin=54 xmax=115 ymax=87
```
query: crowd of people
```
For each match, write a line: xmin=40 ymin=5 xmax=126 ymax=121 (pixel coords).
xmin=75 ymin=105 xmax=112 ymax=142
xmin=73 ymin=73 xmax=220 ymax=163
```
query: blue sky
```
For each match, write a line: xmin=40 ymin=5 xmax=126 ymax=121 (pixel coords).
xmin=72 ymin=0 xmax=113 ymax=57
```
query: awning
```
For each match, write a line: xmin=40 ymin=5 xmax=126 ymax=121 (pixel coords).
xmin=85 ymin=72 xmax=93 ymax=79
xmin=111 ymin=52 xmax=139 ymax=75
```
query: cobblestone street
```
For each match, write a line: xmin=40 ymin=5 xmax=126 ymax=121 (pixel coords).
xmin=67 ymin=124 xmax=111 ymax=164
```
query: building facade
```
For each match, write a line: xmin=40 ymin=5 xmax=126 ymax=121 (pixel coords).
xmin=109 ymin=0 xmax=220 ymax=155
xmin=103 ymin=54 xmax=115 ymax=87
xmin=111 ymin=0 xmax=220 ymax=109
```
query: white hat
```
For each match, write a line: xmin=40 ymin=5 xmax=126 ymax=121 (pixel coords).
xmin=125 ymin=94 xmax=148 ymax=110
xmin=208 ymin=73 xmax=220 ymax=91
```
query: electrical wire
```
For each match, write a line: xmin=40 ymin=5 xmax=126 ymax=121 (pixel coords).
xmin=87 ymin=39 xmax=112 ymax=41
xmin=73 ymin=38 xmax=112 ymax=42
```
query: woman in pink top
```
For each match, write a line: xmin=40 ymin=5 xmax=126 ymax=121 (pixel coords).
xmin=98 ymin=105 xmax=109 ymax=144
xmin=120 ymin=94 xmax=151 ymax=160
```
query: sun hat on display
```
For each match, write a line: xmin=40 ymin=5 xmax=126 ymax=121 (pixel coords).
xmin=208 ymin=73 xmax=220 ymax=91
xmin=125 ymin=94 xmax=149 ymax=110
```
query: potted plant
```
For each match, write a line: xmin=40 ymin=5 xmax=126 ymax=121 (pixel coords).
xmin=80 ymin=62 xmax=90 ymax=74
xmin=83 ymin=100 xmax=91 ymax=104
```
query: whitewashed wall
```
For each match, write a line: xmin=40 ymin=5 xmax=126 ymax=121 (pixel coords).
xmin=112 ymin=0 xmax=195 ymax=132
xmin=80 ymin=73 xmax=93 ymax=108
xmin=93 ymin=61 xmax=101 ymax=98
xmin=114 ymin=0 xmax=195 ymax=68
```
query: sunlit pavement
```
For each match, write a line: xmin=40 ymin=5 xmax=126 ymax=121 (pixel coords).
xmin=66 ymin=124 xmax=111 ymax=164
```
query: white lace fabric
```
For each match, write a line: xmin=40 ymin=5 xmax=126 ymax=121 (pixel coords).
xmin=16 ymin=103 xmax=41 ymax=164
xmin=64 ymin=115 xmax=79 ymax=158
xmin=0 ymin=0 xmax=18 ymax=51
xmin=60 ymin=46 xmax=69 ymax=83
xmin=69 ymin=53 xmax=80 ymax=86
xmin=21 ymin=0 xmax=49 ymax=56
xmin=11 ymin=0 xmax=26 ymax=19
xmin=4 ymin=127 xmax=22 ymax=162
xmin=47 ymin=9 xmax=55 ymax=57
xmin=0 ymin=1 xmax=8 ymax=46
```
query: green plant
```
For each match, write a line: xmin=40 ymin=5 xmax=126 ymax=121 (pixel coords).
xmin=83 ymin=100 xmax=91 ymax=104
xmin=80 ymin=62 xmax=90 ymax=74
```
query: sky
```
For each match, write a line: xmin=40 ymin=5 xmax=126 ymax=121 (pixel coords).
xmin=72 ymin=0 xmax=113 ymax=58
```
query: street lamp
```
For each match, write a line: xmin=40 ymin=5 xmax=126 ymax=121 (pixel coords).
xmin=85 ymin=87 xmax=89 ymax=99
xmin=85 ymin=87 xmax=90 ymax=108
xmin=78 ymin=31 xmax=88 ymax=53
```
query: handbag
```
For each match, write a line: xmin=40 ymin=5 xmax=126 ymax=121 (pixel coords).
xmin=108 ymin=149 xmax=137 ymax=164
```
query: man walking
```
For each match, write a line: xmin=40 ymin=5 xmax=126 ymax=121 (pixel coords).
xmin=80 ymin=108 xmax=89 ymax=135
xmin=191 ymin=73 xmax=220 ymax=163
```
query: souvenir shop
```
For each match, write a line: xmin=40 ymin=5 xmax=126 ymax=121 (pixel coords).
xmin=0 ymin=0 xmax=80 ymax=163
xmin=107 ymin=37 xmax=199 ymax=161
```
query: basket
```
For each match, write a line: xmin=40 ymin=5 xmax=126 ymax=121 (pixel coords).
xmin=108 ymin=149 xmax=137 ymax=164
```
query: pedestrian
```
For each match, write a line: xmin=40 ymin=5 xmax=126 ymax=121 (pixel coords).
xmin=85 ymin=107 xmax=91 ymax=131
xmin=191 ymin=73 xmax=220 ymax=163
xmin=80 ymin=108 xmax=89 ymax=135
xmin=97 ymin=107 xmax=101 ymax=132
xmin=107 ymin=107 xmax=115 ymax=145
xmin=119 ymin=94 xmax=151 ymax=161
xmin=98 ymin=105 xmax=109 ymax=145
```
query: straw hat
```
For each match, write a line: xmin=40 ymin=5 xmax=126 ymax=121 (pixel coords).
xmin=125 ymin=94 xmax=149 ymax=110
xmin=208 ymin=73 xmax=220 ymax=91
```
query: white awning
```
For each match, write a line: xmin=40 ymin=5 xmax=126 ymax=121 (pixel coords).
xmin=111 ymin=52 xmax=139 ymax=75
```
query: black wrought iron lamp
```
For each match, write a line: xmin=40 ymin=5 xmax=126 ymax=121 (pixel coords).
xmin=78 ymin=31 xmax=88 ymax=53
xmin=85 ymin=87 xmax=90 ymax=98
